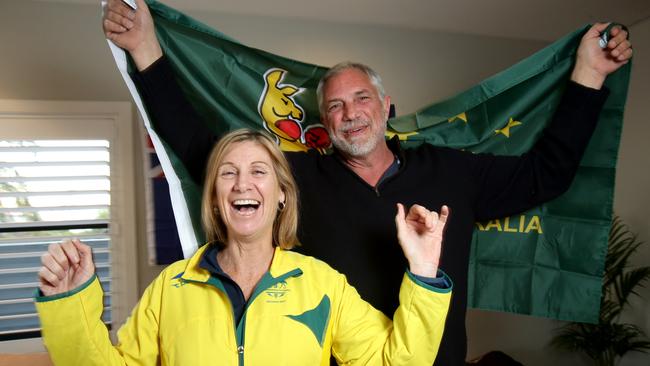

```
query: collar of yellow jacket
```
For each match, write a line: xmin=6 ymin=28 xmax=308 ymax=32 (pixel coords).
xmin=180 ymin=244 xmax=303 ymax=284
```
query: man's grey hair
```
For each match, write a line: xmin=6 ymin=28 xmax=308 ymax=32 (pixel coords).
xmin=316 ymin=62 xmax=386 ymax=115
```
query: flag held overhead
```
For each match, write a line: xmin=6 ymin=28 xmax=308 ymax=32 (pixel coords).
xmin=107 ymin=0 xmax=631 ymax=323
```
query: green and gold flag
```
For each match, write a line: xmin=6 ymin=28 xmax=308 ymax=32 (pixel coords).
xmin=107 ymin=0 xmax=631 ymax=322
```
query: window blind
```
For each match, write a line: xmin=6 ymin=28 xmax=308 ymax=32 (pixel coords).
xmin=0 ymin=140 xmax=113 ymax=340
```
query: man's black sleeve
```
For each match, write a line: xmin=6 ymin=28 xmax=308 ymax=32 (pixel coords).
xmin=131 ymin=55 xmax=218 ymax=186
xmin=467 ymin=81 xmax=609 ymax=221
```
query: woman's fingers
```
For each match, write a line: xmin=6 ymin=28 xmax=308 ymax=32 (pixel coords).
xmin=73 ymin=239 xmax=95 ymax=271
xmin=41 ymin=252 xmax=66 ymax=281
xmin=405 ymin=204 xmax=431 ymax=229
xmin=40 ymin=240 xmax=83 ymax=280
xmin=38 ymin=239 xmax=94 ymax=295
xmin=405 ymin=204 xmax=450 ymax=233
xmin=60 ymin=240 xmax=80 ymax=265
xmin=46 ymin=243 xmax=70 ymax=274
xmin=38 ymin=265 xmax=61 ymax=287
xmin=436 ymin=205 xmax=450 ymax=233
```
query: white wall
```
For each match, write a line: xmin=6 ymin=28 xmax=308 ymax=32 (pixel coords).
xmin=610 ymin=17 xmax=650 ymax=366
xmin=1 ymin=1 xmax=647 ymax=364
xmin=0 ymin=2 xmax=127 ymax=101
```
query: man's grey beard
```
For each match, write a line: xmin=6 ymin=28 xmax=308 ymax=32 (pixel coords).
xmin=328 ymin=120 xmax=387 ymax=158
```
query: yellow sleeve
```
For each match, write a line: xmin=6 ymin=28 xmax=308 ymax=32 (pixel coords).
xmin=35 ymin=275 xmax=162 ymax=366
xmin=330 ymin=271 xmax=452 ymax=365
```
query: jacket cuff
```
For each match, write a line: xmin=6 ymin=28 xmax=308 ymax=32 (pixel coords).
xmin=34 ymin=275 xmax=97 ymax=303
xmin=406 ymin=269 xmax=453 ymax=294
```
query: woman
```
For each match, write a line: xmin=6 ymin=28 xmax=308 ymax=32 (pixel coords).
xmin=36 ymin=129 xmax=452 ymax=365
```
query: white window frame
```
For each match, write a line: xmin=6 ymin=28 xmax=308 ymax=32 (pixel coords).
xmin=0 ymin=99 xmax=138 ymax=352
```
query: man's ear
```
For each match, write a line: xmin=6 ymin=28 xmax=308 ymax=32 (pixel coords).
xmin=384 ymin=95 xmax=392 ymax=118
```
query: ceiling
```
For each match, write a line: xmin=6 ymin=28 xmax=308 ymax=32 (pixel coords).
xmin=40 ymin=0 xmax=650 ymax=41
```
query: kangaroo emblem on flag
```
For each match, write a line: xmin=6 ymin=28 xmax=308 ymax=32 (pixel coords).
xmin=258 ymin=68 xmax=331 ymax=153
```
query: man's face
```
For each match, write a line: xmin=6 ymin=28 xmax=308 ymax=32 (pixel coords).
xmin=321 ymin=68 xmax=390 ymax=158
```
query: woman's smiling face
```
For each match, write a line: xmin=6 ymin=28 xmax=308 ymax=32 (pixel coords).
xmin=214 ymin=140 xmax=285 ymax=243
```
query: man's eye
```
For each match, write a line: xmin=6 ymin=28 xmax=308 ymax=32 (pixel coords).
xmin=328 ymin=104 xmax=341 ymax=112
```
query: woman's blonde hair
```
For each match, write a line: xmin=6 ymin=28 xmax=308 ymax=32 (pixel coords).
xmin=201 ymin=129 xmax=300 ymax=249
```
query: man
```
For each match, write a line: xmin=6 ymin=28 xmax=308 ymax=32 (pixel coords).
xmin=103 ymin=0 xmax=632 ymax=364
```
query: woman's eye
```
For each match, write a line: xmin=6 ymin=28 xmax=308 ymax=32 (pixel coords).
xmin=220 ymin=170 xmax=235 ymax=177
xmin=253 ymin=169 xmax=267 ymax=176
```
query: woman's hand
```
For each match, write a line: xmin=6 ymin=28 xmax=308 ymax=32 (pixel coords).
xmin=395 ymin=204 xmax=449 ymax=278
xmin=38 ymin=239 xmax=95 ymax=296
xmin=102 ymin=0 xmax=162 ymax=71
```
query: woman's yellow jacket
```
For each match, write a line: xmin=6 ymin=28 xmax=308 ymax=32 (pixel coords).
xmin=36 ymin=245 xmax=452 ymax=365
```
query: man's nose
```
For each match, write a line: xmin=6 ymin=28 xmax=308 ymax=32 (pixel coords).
xmin=343 ymin=103 xmax=359 ymax=121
